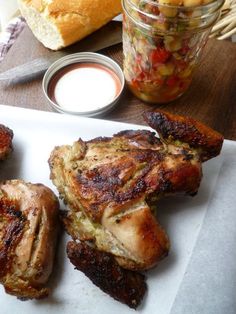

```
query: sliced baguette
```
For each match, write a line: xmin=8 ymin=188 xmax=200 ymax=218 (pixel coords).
xmin=18 ymin=0 xmax=122 ymax=50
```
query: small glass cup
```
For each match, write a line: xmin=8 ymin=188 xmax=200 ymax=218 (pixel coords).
xmin=122 ymin=0 xmax=224 ymax=104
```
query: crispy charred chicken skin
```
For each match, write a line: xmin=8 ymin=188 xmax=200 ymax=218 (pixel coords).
xmin=0 ymin=124 xmax=13 ymax=160
xmin=0 ymin=180 xmax=59 ymax=299
xmin=67 ymin=241 xmax=147 ymax=309
xmin=144 ymin=110 xmax=223 ymax=162
xmin=49 ymin=110 xmax=223 ymax=307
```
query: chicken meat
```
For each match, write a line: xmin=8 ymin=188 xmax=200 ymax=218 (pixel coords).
xmin=0 ymin=180 xmax=60 ymax=299
xmin=0 ymin=124 xmax=13 ymax=160
xmin=67 ymin=241 xmax=147 ymax=309
xmin=49 ymin=109 xmax=223 ymax=307
xmin=49 ymin=110 xmax=223 ymax=271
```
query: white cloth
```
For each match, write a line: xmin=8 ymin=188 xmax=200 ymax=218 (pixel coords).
xmin=0 ymin=16 xmax=25 ymax=62
xmin=0 ymin=0 xmax=19 ymax=31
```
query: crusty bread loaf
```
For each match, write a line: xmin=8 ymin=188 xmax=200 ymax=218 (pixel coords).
xmin=18 ymin=0 xmax=122 ymax=50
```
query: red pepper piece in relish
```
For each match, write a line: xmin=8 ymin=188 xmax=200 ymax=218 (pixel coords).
xmin=123 ymin=0 xmax=223 ymax=104
xmin=151 ymin=47 xmax=171 ymax=64
xmin=166 ymin=76 xmax=179 ymax=87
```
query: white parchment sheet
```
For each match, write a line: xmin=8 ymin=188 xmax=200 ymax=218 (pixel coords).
xmin=0 ymin=105 xmax=235 ymax=314
xmin=170 ymin=141 xmax=236 ymax=314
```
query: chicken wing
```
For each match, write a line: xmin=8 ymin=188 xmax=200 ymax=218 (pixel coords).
xmin=143 ymin=109 xmax=223 ymax=161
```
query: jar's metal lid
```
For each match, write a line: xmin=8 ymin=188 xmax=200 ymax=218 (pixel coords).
xmin=42 ymin=52 xmax=125 ymax=117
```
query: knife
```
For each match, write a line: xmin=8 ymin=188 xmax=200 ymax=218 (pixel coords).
xmin=0 ymin=21 xmax=122 ymax=83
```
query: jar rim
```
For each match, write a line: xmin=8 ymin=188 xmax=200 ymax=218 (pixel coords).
xmin=126 ymin=0 xmax=224 ymax=12
xmin=122 ymin=0 xmax=225 ymax=34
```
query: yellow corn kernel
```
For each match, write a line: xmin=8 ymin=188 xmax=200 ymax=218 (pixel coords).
xmin=164 ymin=36 xmax=182 ymax=51
xmin=183 ymin=0 xmax=202 ymax=6
xmin=159 ymin=0 xmax=183 ymax=5
xmin=158 ymin=63 xmax=175 ymax=76
xmin=159 ymin=6 xmax=178 ymax=17
xmin=152 ymin=21 xmax=169 ymax=32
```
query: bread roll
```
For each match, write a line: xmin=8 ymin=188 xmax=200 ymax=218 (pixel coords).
xmin=18 ymin=0 xmax=122 ymax=50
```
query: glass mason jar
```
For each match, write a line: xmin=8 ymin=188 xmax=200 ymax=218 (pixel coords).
xmin=122 ymin=0 xmax=224 ymax=104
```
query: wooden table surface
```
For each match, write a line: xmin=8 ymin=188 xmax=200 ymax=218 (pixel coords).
xmin=0 ymin=26 xmax=236 ymax=140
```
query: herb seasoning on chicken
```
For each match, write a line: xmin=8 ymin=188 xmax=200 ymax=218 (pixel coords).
xmin=0 ymin=180 xmax=59 ymax=299
xmin=49 ymin=109 xmax=223 ymax=308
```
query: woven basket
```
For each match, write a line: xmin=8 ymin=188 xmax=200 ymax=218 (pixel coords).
xmin=210 ymin=0 xmax=236 ymax=39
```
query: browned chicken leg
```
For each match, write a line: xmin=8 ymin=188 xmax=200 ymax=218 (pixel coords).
xmin=0 ymin=180 xmax=59 ymax=299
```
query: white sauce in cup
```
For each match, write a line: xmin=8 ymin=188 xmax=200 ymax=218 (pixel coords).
xmin=48 ymin=63 xmax=122 ymax=113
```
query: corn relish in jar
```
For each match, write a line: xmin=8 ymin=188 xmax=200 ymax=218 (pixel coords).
xmin=122 ymin=0 xmax=224 ymax=103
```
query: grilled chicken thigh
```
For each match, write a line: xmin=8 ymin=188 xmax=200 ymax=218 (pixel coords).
xmin=49 ymin=110 xmax=223 ymax=307
xmin=0 ymin=180 xmax=59 ymax=299
xmin=49 ymin=110 xmax=223 ymax=271
xmin=50 ymin=129 xmax=172 ymax=270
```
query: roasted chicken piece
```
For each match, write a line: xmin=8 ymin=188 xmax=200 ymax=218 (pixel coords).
xmin=0 ymin=180 xmax=59 ymax=299
xmin=144 ymin=110 xmax=223 ymax=162
xmin=67 ymin=241 xmax=147 ymax=309
xmin=50 ymin=130 xmax=171 ymax=271
xmin=49 ymin=110 xmax=223 ymax=273
xmin=0 ymin=124 xmax=13 ymax=160
xmin=49 ymin=109 xmax=223 ymax=307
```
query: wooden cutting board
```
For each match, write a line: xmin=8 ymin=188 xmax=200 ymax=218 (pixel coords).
xmin=0 ymin=26 xmax=236 ymax=140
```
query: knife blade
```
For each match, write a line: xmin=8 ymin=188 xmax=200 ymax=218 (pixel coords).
xmin=0 ymin=21 xmax=122 ymax=83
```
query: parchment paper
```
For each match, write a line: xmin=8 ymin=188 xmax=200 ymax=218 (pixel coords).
xmin=0 ymin=105 xmax=235 ymax=314
xmin=170 ymin=141 xmax=236 ymax=314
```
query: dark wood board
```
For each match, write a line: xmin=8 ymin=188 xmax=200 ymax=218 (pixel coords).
xmin=0 ymin=26 xmax=236 ymax=140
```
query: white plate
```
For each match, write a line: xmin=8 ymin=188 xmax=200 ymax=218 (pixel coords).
xmin=0 ymin=105 xmax=235 ymax=314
